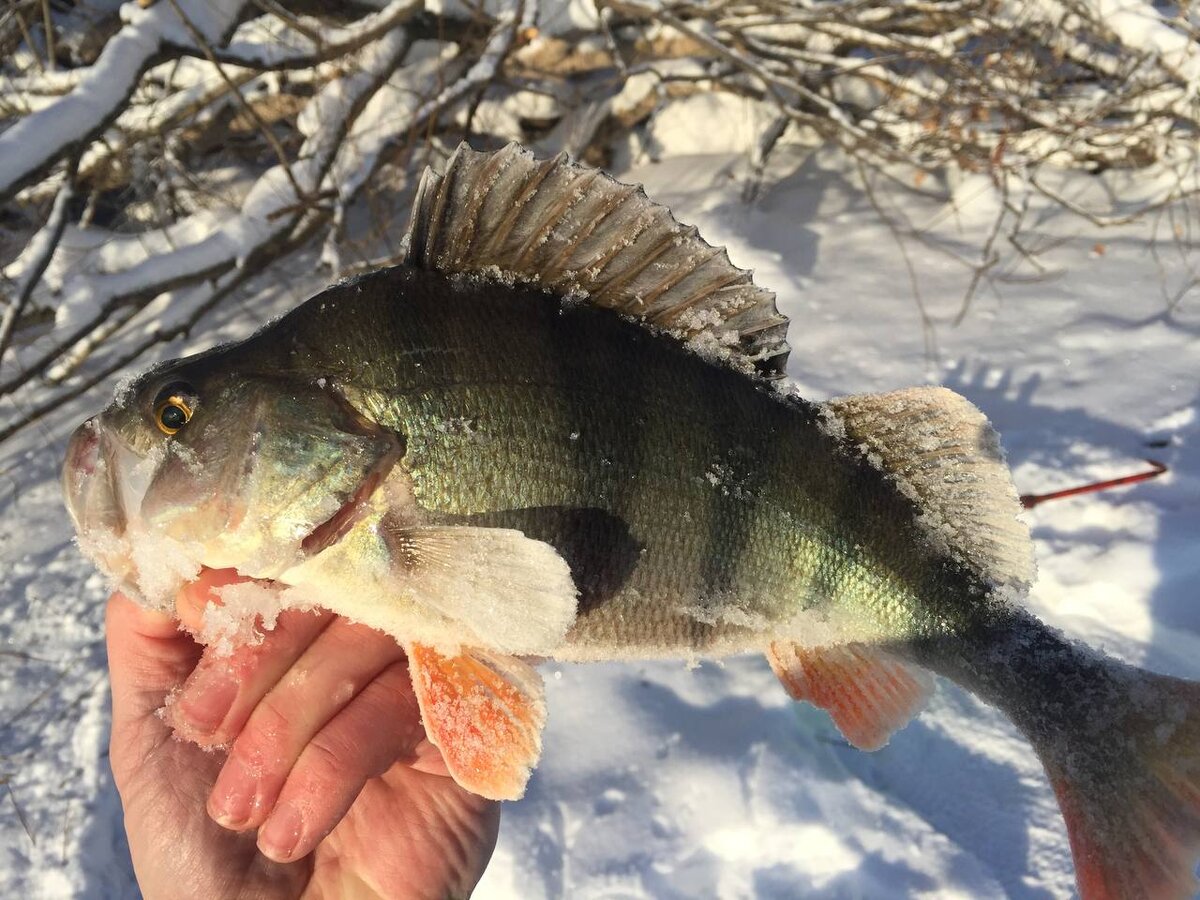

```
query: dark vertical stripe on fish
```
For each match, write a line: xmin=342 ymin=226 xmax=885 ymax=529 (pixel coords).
xmin=558 ymin=306 xmax=649 ymax=518
xmin=698 ymin=393 xmax=778 ymax=632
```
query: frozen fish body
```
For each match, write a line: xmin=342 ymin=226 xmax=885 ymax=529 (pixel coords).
xmin=63 ymin=144 xmax=1200 ymax=898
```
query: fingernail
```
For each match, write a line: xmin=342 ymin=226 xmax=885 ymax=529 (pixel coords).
xmin=259 ymin=801 xmax=304 ymax=861
xmin=209 ymin=760 xmax=255 ymax=829
xmin=177 ymin=666 xmax=238 ymax=736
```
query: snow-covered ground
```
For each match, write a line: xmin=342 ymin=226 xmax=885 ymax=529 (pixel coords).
xmin=2 ymin=135 xmax=1198 ymax=899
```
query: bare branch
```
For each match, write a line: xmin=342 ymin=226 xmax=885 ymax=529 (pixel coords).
xmin=39 ymin=0 xmax=54 ymax=72
xmin=164 ymin=0 xmax=306 ymax=202
xmin=0 ymin=24 xmax=414 ymax=401
xmin=215 ymin=0 xmax=422 ymax=70
xmin=0 ymin=155 xmax=78 ymax=372
xmin=0 ymin=0 xmax=247 ymax=202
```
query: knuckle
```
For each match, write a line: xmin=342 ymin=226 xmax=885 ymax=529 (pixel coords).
xmin=238 ymin=693 xmax=295 ymax=761
xmin=228 ymin=726 xmax=288 ymax=780
xmin=254 ymin=690 xmax=294 ymax=735
xmin=299 ymin=731 xmax=353 ymax=788
xmin=373 ymin=662 xmax=420 ymax=720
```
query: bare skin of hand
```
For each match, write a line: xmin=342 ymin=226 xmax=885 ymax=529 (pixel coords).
xmin=107 ymin=568 xmax=500 ymax=900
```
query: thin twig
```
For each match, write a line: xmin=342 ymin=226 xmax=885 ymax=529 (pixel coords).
xmin=12 ymin=7 xmax=41 ymax=73
xmin=165 ymin=0 xmax=307 ymax=203
xmin=857 ymin=159 xmax=939 ymax=367
xmin=39 ymin=0 xmax=54 ymax=70
xmin=954 ymin=172 xmax=1008 ymax=326
xmin=251 ymin=0 xmax=324 ymax=46
xmin=3 ymin=778 xmax=35 ymax=847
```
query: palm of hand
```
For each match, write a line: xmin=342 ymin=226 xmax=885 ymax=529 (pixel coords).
xmin=107 ymin=592 xmax=499 ymax=900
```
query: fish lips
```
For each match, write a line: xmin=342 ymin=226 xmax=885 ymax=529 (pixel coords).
xmin=62 ymin=415 xmax=145 ymax=598
xmin=63 ymin=414 xmax=146 ymax=539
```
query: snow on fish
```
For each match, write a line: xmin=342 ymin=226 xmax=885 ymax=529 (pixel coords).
xmin=62 ymin=144 xmax=1200 ymax=899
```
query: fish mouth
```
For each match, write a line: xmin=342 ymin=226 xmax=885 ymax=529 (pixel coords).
xmin=63 ymin=417 xmax=106 ymax=532
xmin=67 ymin=414 xmax=399 ymax=566
xmin=62 ymin=416 xmax=149 ymax=601
xmin=300 ymin=442 xmax=402 ymax=557
xmin=63 ymin=416 xmax=133 ymax=540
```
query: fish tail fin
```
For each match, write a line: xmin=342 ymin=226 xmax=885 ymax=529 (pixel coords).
xmin=946 ymin=616 xmax=1200 ymax=900
xmin=826 ymin=386 xmax=1200 ymax=894
xmin=1035 ymin=660 xmax=1200 ymax=899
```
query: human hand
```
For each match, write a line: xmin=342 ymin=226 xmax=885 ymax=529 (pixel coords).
xmin=106 ymin=568 xmax=500 ymax=900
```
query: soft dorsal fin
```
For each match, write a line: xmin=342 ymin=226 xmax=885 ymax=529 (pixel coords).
xmin=823 ymin=387 xmax=1035 ymax=593
xmin=404 ymin=143 xmax=791 ymax=378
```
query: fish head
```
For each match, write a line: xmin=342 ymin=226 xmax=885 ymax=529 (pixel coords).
xmin=63 ymin=352 xmax=402 ymax=609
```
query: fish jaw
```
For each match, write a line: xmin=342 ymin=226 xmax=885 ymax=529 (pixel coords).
xmin=63 ymin=417 xmax=115 ymax=537
xmin=62 ymin=375 xmax=407 ymax=611
xmin=63 ymin=416 xmax=145 ymax=603
xmin=63 ymin=414 xmax=204 ymax=609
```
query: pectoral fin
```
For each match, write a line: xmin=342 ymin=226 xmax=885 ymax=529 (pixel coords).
xmin=407 ymin=642 xmax=546 ymax=800
xmin=767 ymin=641 xmax=933 ymax=750
xmin=381 ymin=522 xmax=578 ymax=655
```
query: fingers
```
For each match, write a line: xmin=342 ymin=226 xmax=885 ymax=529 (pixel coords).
xmin=106 ymin=592 xmax=200 ymax=726
xmin=174 ymin=566 xmax=244 ymax=635
xmin=162 ymin=569 xmax=453 ymax=864
xmin=205 ymin=619 xmax=409 ymax=834
xmin=165 ymin=605 xmax=334 ymax=747
xmin=167 ymin=569 xmax=336 ymax=746
xmin=255 ymin=659 xmax=424 ymax=862
xmin=105 ymin=593 xmax=202 ymax=790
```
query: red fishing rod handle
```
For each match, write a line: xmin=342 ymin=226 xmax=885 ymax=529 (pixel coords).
xmin=1020 ymin=460 xmax=1168 ymax=510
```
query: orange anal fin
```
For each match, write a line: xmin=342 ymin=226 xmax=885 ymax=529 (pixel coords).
xmin=767 ymin=641 xmax=933 ymax=751
xmin=407 ymin=643 xmax=546 ymax=801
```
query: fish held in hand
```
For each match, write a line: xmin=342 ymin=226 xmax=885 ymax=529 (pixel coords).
xmin=63 ymin=144 xmax=1200 ymax=898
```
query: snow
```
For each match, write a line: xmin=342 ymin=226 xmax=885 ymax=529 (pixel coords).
xmin=428 ymin=0 xmax=595 ymax=35
xmin=1059 ymin=0 xmax=1200 ymax=85
xmin=4 ymin=138 xmax=1200 ymax=900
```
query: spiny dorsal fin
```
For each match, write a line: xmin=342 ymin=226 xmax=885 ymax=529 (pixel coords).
xmin=404 ymin=143 xmax=791 ymax=379
xmin=823 ymin=387 xmax=1036 ymax=593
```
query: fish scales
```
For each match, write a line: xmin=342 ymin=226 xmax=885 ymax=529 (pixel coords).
xmin=266 ymin=268 xmax=965 ymax=659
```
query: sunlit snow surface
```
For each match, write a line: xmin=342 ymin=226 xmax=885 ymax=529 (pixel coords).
xmin=2 ymin=145 xmax=1199 ymax=898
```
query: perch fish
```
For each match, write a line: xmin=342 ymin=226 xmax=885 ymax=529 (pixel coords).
xmin=62 ymin=144 xmax=1200 ymax=899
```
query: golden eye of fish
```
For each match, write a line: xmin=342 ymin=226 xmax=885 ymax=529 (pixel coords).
xmin=155 ymin=395 xmax=193 ymax=435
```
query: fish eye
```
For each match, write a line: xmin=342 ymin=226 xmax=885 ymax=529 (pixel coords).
xmin=153 ymin=384 xmax=196 ymax=436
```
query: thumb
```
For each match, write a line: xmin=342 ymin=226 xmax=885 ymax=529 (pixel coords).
xmin=173 ymin=566 xmax=246 ymax=635
xmin=106 ymin=593 xmax=201 ymax=770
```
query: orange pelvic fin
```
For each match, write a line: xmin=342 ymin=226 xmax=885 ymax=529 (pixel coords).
xmin=407 ymin=642 xmax=546 ymax=801
xmin=767 ymin=641 xmax=933 ymax=751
